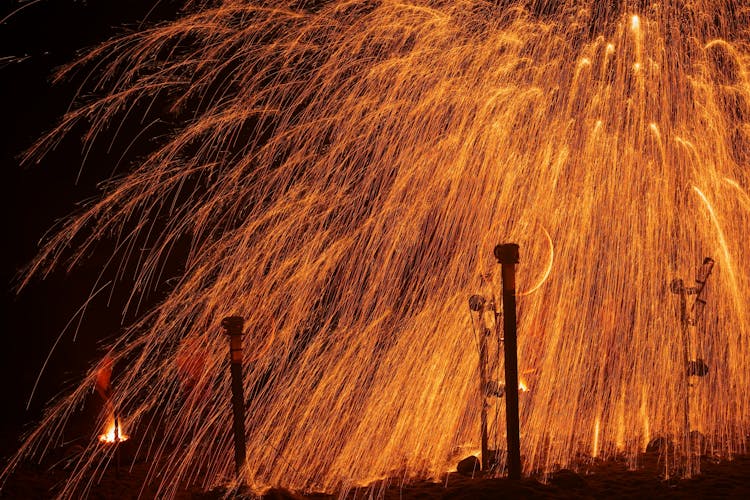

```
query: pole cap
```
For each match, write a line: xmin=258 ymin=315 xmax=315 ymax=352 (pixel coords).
xmin=221 ymin=316 xmax=245 ymax=335
xmin=494 ymin=243 xmax=520 ymax=264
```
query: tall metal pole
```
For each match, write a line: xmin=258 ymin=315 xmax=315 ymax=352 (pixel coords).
xmin=479 ymin=323 xmax=490 ymax=472
xmin=479 ymin=300 xmax=490 ymax=472
xmin=494 ymin=243 xmax=522 ymax=480
xmin=221 ymin=315 xmax=247 ymax=478
xmin=114 ymin=410 xmax=121 ymax=478
xmin=678 ymin=282 xmax=692 ymax=477
xmin=669 ymin=257 xmax=714 ymax=477
xmin=470 ymin=294 xmax=491 ymax=472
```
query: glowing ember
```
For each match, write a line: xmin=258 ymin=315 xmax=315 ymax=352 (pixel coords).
xmin=2 ymin=0 xmax=749 ymax=497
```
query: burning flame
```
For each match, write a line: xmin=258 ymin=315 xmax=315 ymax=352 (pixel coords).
xmin=98 ymin=418 xmax=129 ymax=444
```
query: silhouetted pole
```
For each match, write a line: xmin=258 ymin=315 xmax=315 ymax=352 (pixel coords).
xmin=669 ymin=257 xmax=714 ymax=477
xmin=469 ymin=294 xmax=491 ymax=472
xmin=674 ymin=279 xmax=693 ymax=476
xmin=114 ymin=411 xmax=121 ymax=478
xmin=494 ymin=243 xmax=521 ymax=480
xmin=221 ymin=315 xmax=247 ymax=478
xmin=479 ymin=321 xmax=490 ymax=472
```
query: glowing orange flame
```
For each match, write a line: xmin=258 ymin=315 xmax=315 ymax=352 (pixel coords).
xmin=98 ymin=418 xmax=129 ymax=444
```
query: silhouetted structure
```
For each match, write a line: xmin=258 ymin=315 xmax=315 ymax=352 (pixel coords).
xmin=495 ymin=243 xmax=521 ymax=480
xmin=222 ymin=316 xmax=247 ymax=478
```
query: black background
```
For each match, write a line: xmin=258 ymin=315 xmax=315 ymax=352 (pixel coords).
xmin=0 ymin=0 xmax=182 ymax=457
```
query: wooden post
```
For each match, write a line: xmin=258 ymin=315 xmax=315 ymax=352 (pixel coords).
xmin=221 ymin=315 xmax=247 ymax=478
xmin=494 ymin=243 xmax=522 ymax=480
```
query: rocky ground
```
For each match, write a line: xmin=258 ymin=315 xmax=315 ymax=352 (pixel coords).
xmin=3 ymin=442 xmax=749 ymax=499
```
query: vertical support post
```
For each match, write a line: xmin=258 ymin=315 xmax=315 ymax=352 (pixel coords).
xmin=114 ymin=411 xmax=121 ymax=478
xmin=469 ymin=294 xmax=491 ymax=473
xmin=221 ymin=315 xmax=247 ymax=479
xmin=670 ymin=277 xmax=692 ymax=477
xmin=479 ymin=315 xmax=490 ymax=471
xmin=670 ymin=258 xmax=713 ymax=477
xmin=494 ymin=243 xmax=521 ymax=480
xmin=678 ymin=284 xmax=692 ymax=477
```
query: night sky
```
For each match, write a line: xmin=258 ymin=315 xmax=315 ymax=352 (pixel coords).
xmin=0 ymin=0 xmax=182 ymax=456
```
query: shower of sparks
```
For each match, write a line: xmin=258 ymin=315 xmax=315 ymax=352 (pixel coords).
xmin=3 ymin=0 xmax=750 ymax=497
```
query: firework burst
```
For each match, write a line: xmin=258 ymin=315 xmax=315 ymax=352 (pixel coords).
xmin=3 ymin=0 xmax=750 ymax=497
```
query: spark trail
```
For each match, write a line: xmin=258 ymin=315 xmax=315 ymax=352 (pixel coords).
xmin=3 ymin=0 xmax=750 ymax=497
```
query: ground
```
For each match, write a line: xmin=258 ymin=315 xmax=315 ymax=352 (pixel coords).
xmin=2 ymin=447 xmax=749 ymax=499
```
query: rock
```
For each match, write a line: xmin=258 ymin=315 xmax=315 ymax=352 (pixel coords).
xmin=456 ymin=455 xmax=481 ymax=476
xmin=262 ymin=488 xmax=308 ymax=500
xmin=550 ymin=469 xmax=586 ymax=489
xmin=691 ymin=430 xmax=707 ymax=453
xmin=646 ymin=436 xmax=673 ymax=453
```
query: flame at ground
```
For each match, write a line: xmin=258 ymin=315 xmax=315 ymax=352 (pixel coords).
xmin=98 ymin=419 xmax=129 ymax=444
xmin=3 ymin=1 xmax=750 ymax=498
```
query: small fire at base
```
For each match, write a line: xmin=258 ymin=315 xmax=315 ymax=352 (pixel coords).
xmin=98 ymin=420 xmax=129 ymax=444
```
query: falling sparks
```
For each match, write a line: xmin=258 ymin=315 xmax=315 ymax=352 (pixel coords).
xmin=631 ymin=14 xmax=641 ymax=31
xmin=3 ymin=0 xmax=750 ymax=497
xmin=592 ymin=417 xmax=601 ymax=458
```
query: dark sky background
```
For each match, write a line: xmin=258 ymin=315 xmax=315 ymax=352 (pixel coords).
xmin=0 ymin=0 xmax=183 ymax=457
